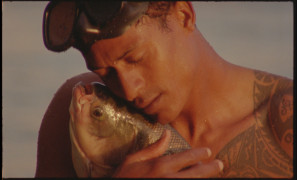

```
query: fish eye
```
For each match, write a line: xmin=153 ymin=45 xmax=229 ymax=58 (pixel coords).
xmin=92 ymin=108 xmax=103 ymax=118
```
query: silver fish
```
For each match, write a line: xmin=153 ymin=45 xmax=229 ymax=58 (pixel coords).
xmin=69 ymin=82 xmax=191 ymax=177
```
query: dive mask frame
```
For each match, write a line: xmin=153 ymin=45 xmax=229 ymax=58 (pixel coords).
xmin=43 ymin=1 xmax=149 ymax=53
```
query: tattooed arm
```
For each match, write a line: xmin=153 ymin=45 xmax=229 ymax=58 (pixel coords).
xmin=268 ymin=77 xmax=293 ymax=158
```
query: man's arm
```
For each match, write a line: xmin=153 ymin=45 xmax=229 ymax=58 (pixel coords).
xmin=35 ymin=72 xmax=101 ymax=177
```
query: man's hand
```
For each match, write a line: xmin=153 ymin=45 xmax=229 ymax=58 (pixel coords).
xmin=113 ymin=130 xmax=224 ymax=178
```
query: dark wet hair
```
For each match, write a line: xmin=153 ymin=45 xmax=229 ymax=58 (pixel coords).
xmin=144 ymin=1 xmax=176 ymax=32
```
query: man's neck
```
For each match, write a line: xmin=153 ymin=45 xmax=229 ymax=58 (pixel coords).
xmin=170 ymin=39 xmax=255 ymax=149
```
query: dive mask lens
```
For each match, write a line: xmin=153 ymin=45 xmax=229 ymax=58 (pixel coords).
xmin=43 ymin=1 xmax=77 ymax=52
xmin=43 ymin=1 xmax=149 ymax=53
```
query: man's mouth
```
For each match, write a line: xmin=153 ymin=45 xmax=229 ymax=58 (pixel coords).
xmin=143 ymin=93 xmax=162 ymax=114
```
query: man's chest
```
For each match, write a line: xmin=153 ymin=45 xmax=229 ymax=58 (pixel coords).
xmin=216 ymin=123 xmax=293 ymax=178
xmin=214 ymin=71 xmax=293 ymax=178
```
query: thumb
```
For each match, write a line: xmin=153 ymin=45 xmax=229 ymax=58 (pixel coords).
xmin=124 ymin=129 xmax=171 ymax=165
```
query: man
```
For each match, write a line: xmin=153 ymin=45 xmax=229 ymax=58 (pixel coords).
xmin=36 ymin=1 xmax=293 ymax=178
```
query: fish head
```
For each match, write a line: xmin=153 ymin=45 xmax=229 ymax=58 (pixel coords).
xmin=85 ymin=82 xmax=122 ymax=138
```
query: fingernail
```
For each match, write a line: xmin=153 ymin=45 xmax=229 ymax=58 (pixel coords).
xmin=79 ymin=98 xmax=87 ymax=104
xmin=205 ymin=148 xmax=212 ymax=157
xmin=216 ymin=160 xmax=224 ymax=171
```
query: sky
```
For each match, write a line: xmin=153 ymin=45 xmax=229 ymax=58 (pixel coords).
xmin=2 ymin=1 xmax=293 ymax=177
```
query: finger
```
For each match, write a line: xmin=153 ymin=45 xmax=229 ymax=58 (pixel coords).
xmin=69 ymin=82 xmax=85 ymax=117
xmin=72 ymin=91 xmax=94 ymax=133
xmin=73 ymin=96 xmax=98 ymax=152
xmin=124 ymin=129 xmax=171 ymax=165
xmin=165 ymin=159 xmax=224 ymax=178
xmin=70 ymin=83 xmax=95 ymax=142
xmin=79 ymin=101 xmax=92 ymax=125
xmin=150 ymin=147 xmax=212 ymax=175
xmin=70 ymin=83 xmax=94 ymax=124
xmin=79 ymin=94 xmax=95 ymax=105
xmin=69 ymin=83 xmax=85 ymax=138
xmin=164 ymin=147 xmax=212 ymax=172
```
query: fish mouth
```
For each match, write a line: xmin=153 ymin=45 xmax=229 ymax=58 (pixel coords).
xmin=75 ymin=83 xmax=93 ymax=96
xmin=84 ymin=84 xmax=94 ymax=95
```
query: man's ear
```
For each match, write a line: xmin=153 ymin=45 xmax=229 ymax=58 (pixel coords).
xmin=174 ymin=1 xmax=196 ymax=31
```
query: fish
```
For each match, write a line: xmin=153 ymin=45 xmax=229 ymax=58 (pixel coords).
xmin=69 ymin=82 xmax=191 ymax=177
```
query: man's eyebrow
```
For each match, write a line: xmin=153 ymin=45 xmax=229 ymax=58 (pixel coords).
xmin=116 ymin=47 xmax=135 ymax=60
xmin=87 ymin=63 xmax=101 ymax=71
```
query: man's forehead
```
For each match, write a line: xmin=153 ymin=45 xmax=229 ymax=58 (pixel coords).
xmin=97 ymin=26 xmax=140 ymax=52
xmin=95 ymin=38 xmax=138 ymax=59
xmin=85 ymin=29 xmax=142 ymax=69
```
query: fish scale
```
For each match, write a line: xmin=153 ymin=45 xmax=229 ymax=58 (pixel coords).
xmin=69 ymin=82 xmax=191 ymax=177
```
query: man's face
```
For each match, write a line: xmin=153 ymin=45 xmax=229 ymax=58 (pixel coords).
xmin=83 ymin=15 xmax=197 ymax=124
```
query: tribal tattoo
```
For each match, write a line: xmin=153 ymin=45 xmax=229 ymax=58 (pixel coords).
xmin=216 ymin=70 xmax=293 ymax=178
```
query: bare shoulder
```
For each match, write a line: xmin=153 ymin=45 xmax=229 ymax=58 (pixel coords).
xmin=253 ymin=70 xmax=293 ymax=157
xmin=35 ymin=72 xmax=102 ymax=177
xmin=216 ymin=70 xmax=293 ymax=178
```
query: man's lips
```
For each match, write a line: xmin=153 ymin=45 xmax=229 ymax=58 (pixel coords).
xmin=142 ymin=93 xmax=162 ymax=114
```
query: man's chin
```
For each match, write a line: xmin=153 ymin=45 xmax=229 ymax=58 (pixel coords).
xmin=153 ymin=113 xmax=173 ymax=125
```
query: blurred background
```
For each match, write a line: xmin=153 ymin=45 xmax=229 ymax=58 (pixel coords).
xmin=2 ymin=1 xmax=293 ymax=177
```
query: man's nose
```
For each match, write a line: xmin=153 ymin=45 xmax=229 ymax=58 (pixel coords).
xmin=116 ymin=67 xmax=144 ymax=102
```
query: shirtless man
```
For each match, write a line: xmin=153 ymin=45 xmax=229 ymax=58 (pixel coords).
xmin=35 ymin=1 xmax=293 ymax=178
